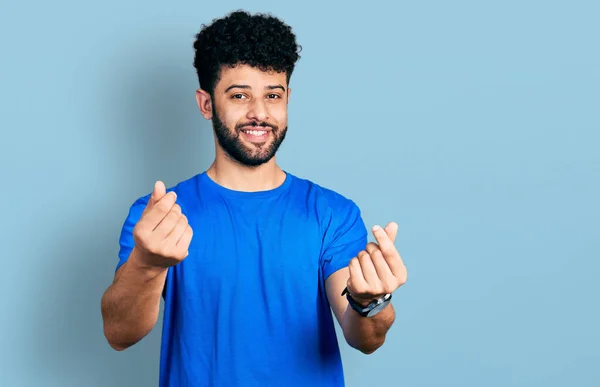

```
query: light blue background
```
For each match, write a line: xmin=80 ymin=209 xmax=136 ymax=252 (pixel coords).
xmin=1 ymin=1 xmax=598 ymax=386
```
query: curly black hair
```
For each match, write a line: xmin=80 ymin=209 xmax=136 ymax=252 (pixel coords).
xmin=193 ymin=10 xmax=302 ymax=95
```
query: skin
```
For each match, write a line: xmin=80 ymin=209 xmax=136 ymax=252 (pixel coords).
xmin=101 ymin=64 xmax=408 ymax=354
xmin=327 ymin=222 xmax=407 ymax=354
xmin=195 ymin=64 xmax=291 ymax=192
xmin=101 ymin=183 xmax=190 ymax=351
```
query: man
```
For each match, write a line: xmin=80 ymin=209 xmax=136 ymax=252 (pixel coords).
xmin=101 ymin=10 xmax=407 ymax=387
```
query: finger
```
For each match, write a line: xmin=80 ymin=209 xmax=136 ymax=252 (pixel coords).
xmin=365 ymin=242 xmax=377 ymax=256
xmin=144 ymin=181 xmax=166 ymax=212
xmin=367 ymin=244 xmax=397 ymax=293
xmin=143 ymin=191 xmax=177 ymax=228
xmin=384 ymin=221 xmax=398 ymax=243
xmin=372 ymin=224 xmax=397 ymax=258
xmin=348 ymin=257 xmax=367 ymax=293
xmin=176 ymin=226 xmax=193 ymax=255
xmin=358 ymin=250 xmax=380 ymax=288
xmin=372 ymin=224 xmax=405 ymax=278
xmin=166 ymin=214 xmax=188 ymax=244
xmin=153 ymin=203 xmax=182 ymax=238
xmin=366 ymin=243 xmax=395 ymax=282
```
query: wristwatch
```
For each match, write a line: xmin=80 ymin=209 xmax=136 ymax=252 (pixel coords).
xmin=341 ymin=287 xmax=392 ymax=317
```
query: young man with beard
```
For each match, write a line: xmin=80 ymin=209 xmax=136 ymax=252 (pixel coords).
xmin=101 ymin=10 xmax=408 ymax=387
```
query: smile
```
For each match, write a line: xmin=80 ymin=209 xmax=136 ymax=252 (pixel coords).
xmin=241 ymin=129 xmax=269 ymax=136
xmin=240 ymin=128 xmax=271 ymax=143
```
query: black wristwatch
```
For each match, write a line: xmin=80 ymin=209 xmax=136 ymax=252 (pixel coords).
xmin=341 ymin=287 xmax=392 ymax=317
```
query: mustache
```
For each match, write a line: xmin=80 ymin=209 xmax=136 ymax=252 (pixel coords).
xmin=235 ymin=121 xmax=277 ymax=131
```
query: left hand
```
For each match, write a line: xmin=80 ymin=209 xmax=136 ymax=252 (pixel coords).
xmin=346 ymin=222 xmax=408 ymax=306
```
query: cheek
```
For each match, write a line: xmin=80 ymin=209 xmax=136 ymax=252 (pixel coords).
xmin=270 ymin=104 xmax=288 ymax=126
xmin=220 ymin=109 xmax=245 ymax=129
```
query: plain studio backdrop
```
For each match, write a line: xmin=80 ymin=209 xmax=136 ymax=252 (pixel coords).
xmin=1 ymin=1 xmax=598 ymax=386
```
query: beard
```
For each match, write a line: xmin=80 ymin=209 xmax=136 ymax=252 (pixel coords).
xmin=211 ymin=106 xmax=287 ymax=167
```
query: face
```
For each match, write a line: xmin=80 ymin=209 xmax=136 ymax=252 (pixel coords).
xmin=197 ymin=64 xmax=290 ymax=167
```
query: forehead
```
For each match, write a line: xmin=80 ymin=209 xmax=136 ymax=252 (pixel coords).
xmin=216 ymin=64 xmax=287 ymax=90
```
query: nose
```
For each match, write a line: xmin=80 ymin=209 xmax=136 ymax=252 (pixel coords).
xmin=246 ymin=98 xmax=269 ymax=122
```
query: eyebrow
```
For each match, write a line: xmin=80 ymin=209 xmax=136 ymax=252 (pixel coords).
xmin=266 ymin=85 xmax=286 ymax=92
xmin=224 ymin=84 xmax=286 ymax=93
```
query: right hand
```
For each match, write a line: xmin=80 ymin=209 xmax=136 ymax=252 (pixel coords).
xmin=132 ymin=180 xmax=193 ymax=269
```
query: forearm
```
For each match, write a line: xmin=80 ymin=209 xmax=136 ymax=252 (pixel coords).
xmin=101 ymin=248 xmax=167 ymax=350
xmin=341 ymin=302 xmax=395 ymax=354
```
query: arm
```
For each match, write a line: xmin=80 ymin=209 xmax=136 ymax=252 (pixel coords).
xmin=326 ymin=267 xmax=396 ymax=354
xmin=326 ymin=222 xmax=407 ymax=354
xmin=101 ymin=248 xmax=167 ymax=351
xmin=101 ymin=181 xmax=193 ymax=351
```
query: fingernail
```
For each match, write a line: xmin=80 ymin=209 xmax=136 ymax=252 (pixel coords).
xmin=372 ymin=225 xmax=381 ymax=231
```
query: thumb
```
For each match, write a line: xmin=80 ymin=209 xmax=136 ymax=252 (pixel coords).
xmin=146 ymin=180 xmax=166 ymax=209
xmin=384 ymin=222 xmax=399 ymax=243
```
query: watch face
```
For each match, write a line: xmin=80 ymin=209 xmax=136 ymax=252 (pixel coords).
xmin=366 ymin=301 xmax=390 ymax=317
xmin=346 ymin=292 xmax=392 ymax=318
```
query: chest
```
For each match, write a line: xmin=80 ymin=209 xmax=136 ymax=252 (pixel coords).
xmin=172 ymin=204 xmax=325 ymax=294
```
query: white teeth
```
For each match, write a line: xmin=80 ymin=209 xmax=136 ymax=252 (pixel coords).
xmin=244 ymin=130 xmax=267 ymax=136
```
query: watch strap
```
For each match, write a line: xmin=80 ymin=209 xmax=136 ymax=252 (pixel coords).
xmin=341 ymin=287 xmax=392 ymax=317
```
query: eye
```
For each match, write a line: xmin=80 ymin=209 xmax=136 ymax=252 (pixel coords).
xmin=267 ymin=94 xmax=281 ymax=99
xmin=232 ymin=94 xmax=247 ymax=99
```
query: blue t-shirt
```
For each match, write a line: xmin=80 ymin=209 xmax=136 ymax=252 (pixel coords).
xmin=116 ymin=171 xmax=367 ymax=386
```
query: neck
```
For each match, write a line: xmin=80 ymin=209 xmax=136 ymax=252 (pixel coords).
xmin=207 ymin=150 xmax=286 ymax=192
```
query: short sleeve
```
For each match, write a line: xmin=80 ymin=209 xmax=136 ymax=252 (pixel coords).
xmin=320 ymin=199 xmax=368 ymax=280
xmin=115 ymin=195 xmax=150 ymax=272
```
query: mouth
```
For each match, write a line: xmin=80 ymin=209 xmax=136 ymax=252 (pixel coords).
xmin=240 ymin=127 xmax=272 ymax=143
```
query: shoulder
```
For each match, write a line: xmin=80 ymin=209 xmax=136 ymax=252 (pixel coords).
xmin=286 ymin=174 xmax=368 ymax=267
xmin=288 ymin=172 xmax=361 ymax=211
xmin=287 ymin=172 xmax=364 ymax=228
xmin=127 ymin=173 xmax=204 ymax=212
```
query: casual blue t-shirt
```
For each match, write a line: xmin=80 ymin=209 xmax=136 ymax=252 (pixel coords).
xmin=116 ymin=171 xmax=367 ymax=386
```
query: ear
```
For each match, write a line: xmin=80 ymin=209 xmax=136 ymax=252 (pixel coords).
xmin=195 ymin=89 xmax=213 ymax=120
